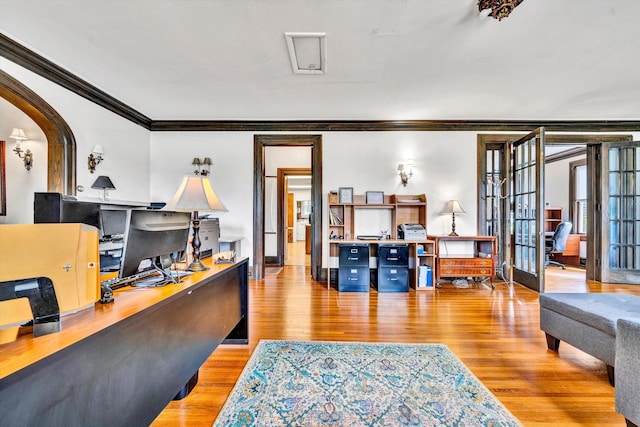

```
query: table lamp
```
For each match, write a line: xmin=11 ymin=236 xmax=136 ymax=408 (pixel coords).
xmin=442 ymin=200 xmax=465 ymax=236
xmin=91 ymin=175 xmax=116 ymax=201
xmin=164 ymin=175 xmax=227 ymax=271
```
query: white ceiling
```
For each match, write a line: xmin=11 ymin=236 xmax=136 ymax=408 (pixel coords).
xmin=2 ymin=0 xmax=640 ymax=121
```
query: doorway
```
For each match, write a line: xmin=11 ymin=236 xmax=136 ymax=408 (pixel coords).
xmin=277 ymin=168 xmax=312 ymax=267
xmin=478 ymin=133 xmax=634 ymax=290
xmin=253 ymin=135 xmax=322 ymax=281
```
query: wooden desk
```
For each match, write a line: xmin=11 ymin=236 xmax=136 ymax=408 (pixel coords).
xmin=428 ymin=235 xmax=497 ymax=288
xmin=0 ymin=258 xmax=248 ymax=427
xmin=546 ymin=233 xmax=582 ymax=267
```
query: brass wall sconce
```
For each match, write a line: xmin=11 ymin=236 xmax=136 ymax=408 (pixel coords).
xmin=478 ymin=0 xmax=525 ymax=21
xmin=397 ymin=161 xmax=414 ymax=187
xmin=10 ymin=128 xmax=33 ymax=171
xmin=192 ymin=157 xmax=212 ymax=176
xmin=88 ymin=145 xmax=104 ymax=174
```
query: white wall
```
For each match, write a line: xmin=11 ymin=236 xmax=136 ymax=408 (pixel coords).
xmin=4 ymin=59 xmax=640 ymax=271
xmin=544 ymin=155 xmax=585 ymax=221
xmin=149 ymin=132 xmax=255 ymax=261
xmin=0 ymin=60 xmax=151 ymax=210
xmin=147 ymin=131 xmax=479 ymax=267
xmin=0 ymin=98 xmax=47 ymax=223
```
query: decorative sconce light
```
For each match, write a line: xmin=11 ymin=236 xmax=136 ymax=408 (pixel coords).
xmin=10 ymin=128 xmax=33 ymax=171
xmin=192 ymin=157 xmax=212 ymax=176
xmin=397 ymin=161 xmax=414 ymax=187
xmin=88 ymin=145 xmax=105 ymax=174
xmin=477 ymin=0 xmax=525 ymax=21
xmin=442 ymin=200 xmax=466 ymax=236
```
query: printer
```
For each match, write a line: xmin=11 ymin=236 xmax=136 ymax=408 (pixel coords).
xmin=398 ymin=223 xmax=427 ymax=241
xmin=0 ymin=224 xmax=100 ymax=344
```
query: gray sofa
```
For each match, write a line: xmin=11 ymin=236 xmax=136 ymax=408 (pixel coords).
xmin=616 ymin=319 xmax=640 ymax=427
xmin=539 ymin=293 xmax=640 ymax=427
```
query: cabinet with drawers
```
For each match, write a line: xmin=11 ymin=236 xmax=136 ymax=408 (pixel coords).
xmin=376 ymin=244 xmax=409 ymax=292
xmin=428 ymin=235 xmax=497 ymax=288
xmin=338 ymin=243 xmax=370 ymax=292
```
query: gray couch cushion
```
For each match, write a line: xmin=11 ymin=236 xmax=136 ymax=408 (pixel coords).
xmin=615 ymin=318 xmax=640 ymax=425
xmin=539 ymin=293 xmax=640 ymax=336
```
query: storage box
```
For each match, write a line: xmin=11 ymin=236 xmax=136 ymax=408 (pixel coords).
xmin=418 ymin=265 xmax=433 ymax=288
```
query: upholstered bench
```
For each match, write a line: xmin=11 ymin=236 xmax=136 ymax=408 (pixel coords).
xmin=539 ymin=293 xmax=640 ymax=386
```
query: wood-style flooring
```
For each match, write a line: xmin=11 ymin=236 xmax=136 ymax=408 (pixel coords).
xmin=152 ymin=266 xmax=640 ymax=426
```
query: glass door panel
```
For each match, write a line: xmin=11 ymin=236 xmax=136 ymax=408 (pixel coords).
xmin=601 ymin=142 xmax=640 ymax=283
xmin=511 ymin=128 xmax=545 ymax=292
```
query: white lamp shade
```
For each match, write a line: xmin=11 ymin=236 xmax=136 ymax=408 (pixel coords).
xmin=442 ymin=200 xmax=466 ymax=215
xmin=164 ymin=176 xmax=227 ymax=212
xmin=92 ymin=144 xmax=105 ymax=155
xmin=10 ymin=128 xmax=27 ymax=141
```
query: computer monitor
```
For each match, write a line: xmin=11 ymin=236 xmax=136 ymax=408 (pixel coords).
xmin=99 ymin=208 xmax=128 ymax=239
xmin=119 ymin=210 xmax=191 ymax=280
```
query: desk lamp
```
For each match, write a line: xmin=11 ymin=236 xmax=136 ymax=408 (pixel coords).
xmin=91 ymin=175 xmax=116 ymax=201
xmin=164 ymin=175 xmax=227 ymax=272
xmin=442 ymin=200 xmax=465 ymax=236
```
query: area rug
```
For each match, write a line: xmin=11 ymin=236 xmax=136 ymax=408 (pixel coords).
xmin=265 ymin=267 xmax=283 ymax=275
xmin=214 ymin=340 xmax=522 ymax=426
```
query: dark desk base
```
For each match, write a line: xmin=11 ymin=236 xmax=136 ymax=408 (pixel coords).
xmin=0 ymin=259 xmax=249 ymax=427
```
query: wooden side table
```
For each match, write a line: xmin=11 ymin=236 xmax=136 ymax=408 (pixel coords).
xmin=427 ymin=235 xmax=497 ymax=288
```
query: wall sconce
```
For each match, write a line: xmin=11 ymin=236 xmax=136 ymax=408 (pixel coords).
xmin=397 ymin=161 xmax=414 ymax=186
xmin=192 ymin=157 xmax=212 ymax=176
xmin=88 ymin=145 xmax=104 ymax=174
xmin=10 ymin=128 xmax=33 ymax=171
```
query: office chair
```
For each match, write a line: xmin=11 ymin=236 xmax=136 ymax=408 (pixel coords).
xmin=545 ymin=221 xmax=573 ymax=269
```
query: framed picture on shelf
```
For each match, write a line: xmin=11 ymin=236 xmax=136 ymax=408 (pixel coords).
xmin=338 ymin=187 xmax=353 ymax=204
xmin=366 ymin=191 xmax=384 ymax=204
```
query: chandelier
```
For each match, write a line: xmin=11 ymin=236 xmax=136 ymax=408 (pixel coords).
xmin=478 ymin=0 xmax=525 ymax=21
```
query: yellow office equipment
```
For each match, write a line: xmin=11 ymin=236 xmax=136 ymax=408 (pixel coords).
xmin=0 ymin=223 xmax=100 ymax=344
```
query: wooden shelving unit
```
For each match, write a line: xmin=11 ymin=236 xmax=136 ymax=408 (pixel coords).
xmin=544 ymin=207 xmax=563 ymax=233
xmin=327 ymin=193 xmax=435 ymax=290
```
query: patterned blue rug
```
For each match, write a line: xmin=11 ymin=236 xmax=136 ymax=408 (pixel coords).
xmin=214 ymin=340 xmax=521 ymax=426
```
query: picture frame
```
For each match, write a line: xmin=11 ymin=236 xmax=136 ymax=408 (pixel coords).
xmin=366 ymin=191 xmax=384 ymax=204
xmin=338 ymin=187 xmax=353 ymax=204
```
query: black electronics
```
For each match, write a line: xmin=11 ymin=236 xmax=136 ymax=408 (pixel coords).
xmin=118 ymin=210 xmax=191 ymax=284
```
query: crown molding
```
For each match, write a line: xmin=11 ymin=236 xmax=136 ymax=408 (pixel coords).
xmin=0 ymin=33 xmax=152 ymax=129
xmin=3 ymin=33 xmax=640 ymax=133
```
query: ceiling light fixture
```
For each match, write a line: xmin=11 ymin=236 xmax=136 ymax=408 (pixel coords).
xmin=285 ymin=32 xmax=327 ymax=74
xmin=477 ymin=0 xmax=525 ymax=21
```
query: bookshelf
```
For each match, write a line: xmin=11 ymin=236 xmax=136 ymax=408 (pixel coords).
xmin=327 ymin=193 xmax=434 ymax=291
xmin=544 ymin=207 xmax=563 ymax=233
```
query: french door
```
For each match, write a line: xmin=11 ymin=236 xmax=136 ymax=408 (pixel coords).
xmin=510 ymin=128 xmax=546 ymax=292
xmin=599 ymin=141 xmax=640 ymax=284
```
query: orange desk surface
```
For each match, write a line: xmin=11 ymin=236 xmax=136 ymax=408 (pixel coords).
xmin=0 ymin=259 xmax=241 ymax=380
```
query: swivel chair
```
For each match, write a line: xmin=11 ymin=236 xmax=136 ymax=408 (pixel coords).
xmin=545 ymin=221 xmax=573 ymax=269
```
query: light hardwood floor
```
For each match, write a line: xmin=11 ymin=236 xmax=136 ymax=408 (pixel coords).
xmin=152 ymin=266 xmax=640 ymax=426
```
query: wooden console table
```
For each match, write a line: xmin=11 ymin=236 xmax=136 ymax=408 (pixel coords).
xmin=428 ymin=235 xmax=497 ymax=288
xmin=0 ymin=258 xmax=248 ymax=427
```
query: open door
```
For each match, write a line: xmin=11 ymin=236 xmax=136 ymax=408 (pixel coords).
xmin=598 ymin=141 xmax=640 ymax=284
xmin=510 ymin=128 xmax=546 ymax=292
